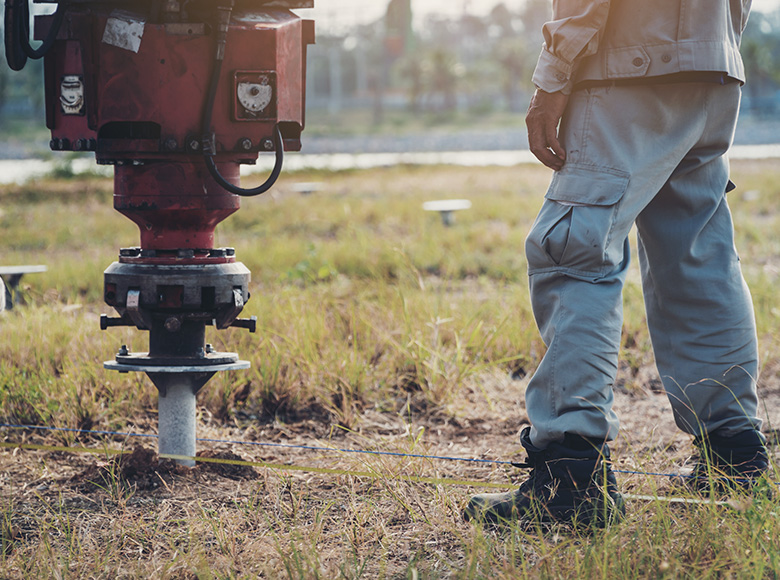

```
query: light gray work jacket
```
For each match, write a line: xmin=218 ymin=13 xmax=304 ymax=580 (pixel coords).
xmin=532 ymin=0 xmax=751 ymax=94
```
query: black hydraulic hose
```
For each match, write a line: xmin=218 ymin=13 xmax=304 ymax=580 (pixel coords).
xmin=203 ymin=124 xmax=285 ymax=197
xmin=4 ymin=0 xmax=28 ymax=70
xmin=200 ymin=5 xmax=284 ymax=197
xmin=18 ymin=0 xmax=65 ymax=59
xmin=5 ymin=0 xmax=65 ymax=70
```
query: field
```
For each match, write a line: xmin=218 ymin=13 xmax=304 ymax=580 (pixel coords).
xmin=1 ymin=160 xmax=780 ymax=578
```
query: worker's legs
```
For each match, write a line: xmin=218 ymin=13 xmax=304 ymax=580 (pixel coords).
xmin=636 ymin=84 xmax=760 ymax=437
xmin=524 ymin=82 xmax=748 ymax=449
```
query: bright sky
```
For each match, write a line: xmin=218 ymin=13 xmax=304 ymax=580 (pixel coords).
xmin=297 ymin=0 xmax=780 ymax=33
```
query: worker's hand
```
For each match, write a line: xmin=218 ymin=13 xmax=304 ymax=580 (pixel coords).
xmin=526 ymin=89 xmax=570 ymax=171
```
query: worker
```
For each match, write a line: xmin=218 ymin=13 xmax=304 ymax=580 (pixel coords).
xmin=465 ymin=0 xmax=769 ymax=526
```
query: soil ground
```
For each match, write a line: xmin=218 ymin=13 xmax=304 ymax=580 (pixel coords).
xmin=4 ymin=360 xmax=780 ymax=519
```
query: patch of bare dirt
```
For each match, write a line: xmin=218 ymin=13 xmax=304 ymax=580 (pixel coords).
xmin=68 ymin=446 xmax=260 ymax=495
xmin=70 ymin=445 xmax=188 ymax=493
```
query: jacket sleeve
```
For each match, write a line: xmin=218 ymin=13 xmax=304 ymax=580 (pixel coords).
xmin=531 ymin=0 xmax=610 ymax=94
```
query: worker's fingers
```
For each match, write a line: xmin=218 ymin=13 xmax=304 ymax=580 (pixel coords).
xmin=527 ymin=119 xmax=565 ymax=170
xmin=526 ymin=89 xmax=569 ymax=171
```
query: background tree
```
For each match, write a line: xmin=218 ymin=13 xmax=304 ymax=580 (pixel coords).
xmin=742 ymin=11 xmax=780 ymax=115
xmin=428 ymin=47 xmax=462 ymax=112
xmin=396 ymin=53 xmax=424 ymax=114
xmin=493 ymin=37 xmax=531 ymax=112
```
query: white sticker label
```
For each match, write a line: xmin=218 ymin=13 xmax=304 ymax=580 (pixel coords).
xmin=102 ymin=11 xmax=145 ymax=53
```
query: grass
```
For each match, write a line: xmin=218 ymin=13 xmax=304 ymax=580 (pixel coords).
xmin=1 ymin=161 xmax=780 ymax=578
xmin=302 ymin=107 xmax=530 ymax=138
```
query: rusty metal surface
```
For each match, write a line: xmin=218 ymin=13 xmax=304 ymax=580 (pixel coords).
xmin=38 ymin=5 xmax=311 ymax=159
xmin=112 ymin=161 xmax=242 ymax=251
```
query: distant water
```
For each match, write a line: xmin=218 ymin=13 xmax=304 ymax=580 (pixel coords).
xmin=1 ymin=144 xmax=779 ymax=186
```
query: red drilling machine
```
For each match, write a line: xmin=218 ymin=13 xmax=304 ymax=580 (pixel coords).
xmin=4 ymin=0 xmax=314 ymax=464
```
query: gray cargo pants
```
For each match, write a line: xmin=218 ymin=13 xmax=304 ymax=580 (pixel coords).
xmin=524 ymin=81 xmax=761 ymax=449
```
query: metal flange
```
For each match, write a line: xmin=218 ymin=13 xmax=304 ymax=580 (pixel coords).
xmin=104 ymin=360 xmax=249 ymax=373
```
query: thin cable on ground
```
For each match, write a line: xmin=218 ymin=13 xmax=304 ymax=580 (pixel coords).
xmin=4 ymin=439 xmax=769 ymax=510
xmin=1 ymin=423 xmax=777 ymax=488
xmin=0 ymin=440 xmax=510 ymax=490
xmin=0 ymin=423 xmax=516 ymax=466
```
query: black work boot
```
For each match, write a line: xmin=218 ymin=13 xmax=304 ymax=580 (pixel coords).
xmin=684 ymin=429 xmax=770 ymax=492
xmin=464 ymin=428 xmax=625 ymax=527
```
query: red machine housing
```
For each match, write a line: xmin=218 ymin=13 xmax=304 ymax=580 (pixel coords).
xmin=37 ymin=2 xmax=314 ymax=258
xmin=40 ymin=5 xmax=313 ymax=158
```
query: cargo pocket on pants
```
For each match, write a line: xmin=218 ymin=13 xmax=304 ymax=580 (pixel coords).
xmin=527 ymin=164 xmax=630 ymax=276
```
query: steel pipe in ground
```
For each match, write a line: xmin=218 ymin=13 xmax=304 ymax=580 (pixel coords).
xmin=145 ymin=370 xmax=216 ymax=467
xmin=157 ymin=378 xmax=198 ymax=467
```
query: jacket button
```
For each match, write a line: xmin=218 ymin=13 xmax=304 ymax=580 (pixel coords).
xmin=555 ymin=72 xmax=567 ymax=81
xmin=632 ymin=57 xmax=644 ymax=67
xmin=662 ymin=54 xmax=672 ymax=63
